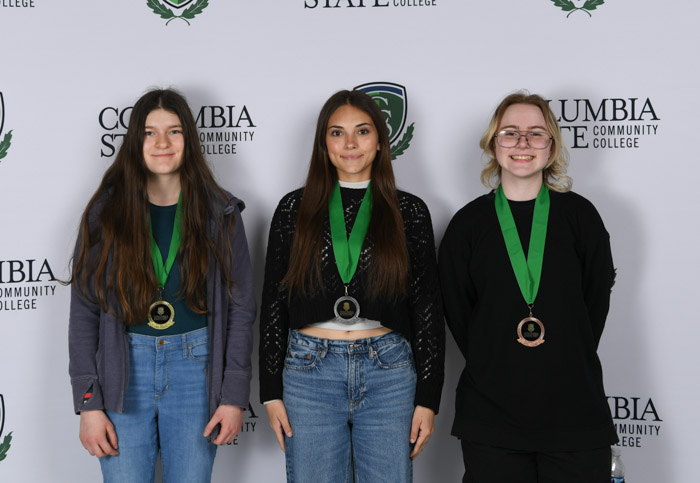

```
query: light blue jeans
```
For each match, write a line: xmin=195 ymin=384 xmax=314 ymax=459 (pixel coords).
xmin=283 ymin=330 xmax=416 ymax=483
xmin=100 ymin=327 xmax=217 ymax=483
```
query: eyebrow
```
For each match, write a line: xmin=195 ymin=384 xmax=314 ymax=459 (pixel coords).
xmin=499 ymin=124 xmax=548 ymax=131
xmin=145 ymin=124 xmax=182 ymax=129
xmin=328 ymin=122 xmax=373 ymax=130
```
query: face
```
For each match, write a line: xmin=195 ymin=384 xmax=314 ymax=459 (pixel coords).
xmin=494 ymin=103 xmax=551 ymax=185
xmin=325 ymin=104 xmax=380 ymax=182
xmin=142 ymin=108 xmax=185 ymax=178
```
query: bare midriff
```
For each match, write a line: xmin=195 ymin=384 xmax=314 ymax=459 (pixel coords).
xmin=298 ymin=326 xmax=391 ymax=340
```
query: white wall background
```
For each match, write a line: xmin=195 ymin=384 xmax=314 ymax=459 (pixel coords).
xmin=0 ymin=1 xmax=696 ymax=481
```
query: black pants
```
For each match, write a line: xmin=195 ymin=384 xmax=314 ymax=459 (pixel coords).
xmin=461 ymin=440 xmax=611 ymax=483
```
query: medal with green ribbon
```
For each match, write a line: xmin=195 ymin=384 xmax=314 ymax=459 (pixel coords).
xmin=329 ymin=181 xmax=372 ymax=324
xmin=147 ymin=195 xmax=183 ymax=330
xmin=495 ymin=183 xmax=550 ymax=347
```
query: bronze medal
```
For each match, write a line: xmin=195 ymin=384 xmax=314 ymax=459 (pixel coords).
xmin=516 ymin=315 xmax=545 ymax=347
xmin=148 ymin=299 xmax=175 ymax=330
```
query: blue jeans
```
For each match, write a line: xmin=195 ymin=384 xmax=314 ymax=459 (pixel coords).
xmin=283 ymin=331 xmax=416 ymax=483
xmin=100 ymin=327 xmax=217 ymax=483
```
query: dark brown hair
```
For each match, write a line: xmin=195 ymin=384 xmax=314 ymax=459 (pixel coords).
xmin=70 ymin=88 xmax=234 ymax=324
xmin=282 ymin=89 xmax=409 ymax=299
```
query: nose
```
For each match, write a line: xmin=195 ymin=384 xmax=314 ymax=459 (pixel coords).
xmin=345 ymin=133 xmax=357 ymax=149
xmin=155 ymin=134 xmax=170 ymax=148
xmin=516 ymin=133 xmax=529 ymax=148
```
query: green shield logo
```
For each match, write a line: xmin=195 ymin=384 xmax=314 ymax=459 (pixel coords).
xmin=355 ymin=82 xmax=414 ymax=160
xmin=355 ymin=82 xmax=407 ymax=144
xmin=0 ymin=92 xmax=4 ymax=137
xmin=0 ymin=394 xmax=12 ymax=463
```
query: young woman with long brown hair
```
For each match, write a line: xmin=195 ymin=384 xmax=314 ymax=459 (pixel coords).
xmin=259 ymin=89 xmax=445 ymax=482
xmin=68 ymin=88 xmax=255 ymax=482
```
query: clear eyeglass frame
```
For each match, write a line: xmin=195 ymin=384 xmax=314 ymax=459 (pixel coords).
xmin=494 ymin=130 xmax=553 ymax=149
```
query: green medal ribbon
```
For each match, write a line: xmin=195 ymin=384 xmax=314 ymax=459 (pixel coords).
xmin=149 ymin=194 xmax=183 ymax=289
xmin=329 ymin=181 xmax=373 ymax=284
xmin=494 ymin=183 xmax=550 ymax=307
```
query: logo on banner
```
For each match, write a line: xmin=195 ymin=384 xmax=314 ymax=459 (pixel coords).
xmin=0 ymin=259 xmax=58 ymax=312
xmin=0 ymin=394 xmax=13 ymax=463
xmin=146 ymin=0 xmax=209 ymax=25
xmin=99 ymin=103 xmax=256 ymax=158
xmin=355 ymin=82 xmax=414 ymax=160
xmin=608 ymin=395 xmax=663 ymax=448
xmin=0 ymin=93 xmax=14 ymax=164
xmin=304 ymin=0 xmax=437 ymax=9
xmin=551 ymin=0 xmax=605 ymax=17
xmin=548 ymin=97 xmax=660 ymax=150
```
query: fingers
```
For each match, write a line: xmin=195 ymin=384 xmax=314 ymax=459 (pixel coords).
xmin=409 ymin=406 xmax=435 ymax=459
xmin=207 ymin=405 xmax=244 ymax=446
xmin=79 ymin=410 xmax=119 ymax=458
xmin=266 ymin=401 xmax=292 ymax=452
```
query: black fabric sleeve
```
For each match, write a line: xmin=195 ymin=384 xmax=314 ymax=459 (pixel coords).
xmin=258 ymin=192 xmax=298 ymax=403
xmin=403 ymin=195 xmax=445 ymax=413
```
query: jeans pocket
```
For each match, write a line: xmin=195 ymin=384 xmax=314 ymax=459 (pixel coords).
xmin=284 ymin=344 xmax=321 ymax=371
xmin=374 ymin=339 xmax=413 ymax=369
xmin=188 ymin=340 xmax=210 ymax=363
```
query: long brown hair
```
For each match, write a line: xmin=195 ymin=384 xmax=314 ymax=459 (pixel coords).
xmin=282 ymin=90 xmax=409 ymax=299
xmin=71 ymin=88 xmax=234 ymax=325
xmin=479 ymin=91 xmax=572 ymax=192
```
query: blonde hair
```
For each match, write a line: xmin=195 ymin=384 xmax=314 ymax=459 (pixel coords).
xmin=479 ymin=91 xmax=572 ymax=192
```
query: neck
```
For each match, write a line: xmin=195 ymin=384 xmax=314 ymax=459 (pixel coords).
xmin=147 ymin=174 xmax=181 ymax=206
xmin=500 ymin=176 xmax=543 ymax=201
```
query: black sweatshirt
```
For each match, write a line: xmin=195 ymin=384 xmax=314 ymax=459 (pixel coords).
xmin=438 ymin=189 xmax=618 ymax=451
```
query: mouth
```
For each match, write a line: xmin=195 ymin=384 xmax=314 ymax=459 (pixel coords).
xmin=511 ymin=155 xmax=534 ymax=161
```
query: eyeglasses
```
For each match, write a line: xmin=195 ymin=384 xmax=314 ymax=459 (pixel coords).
xmin=494 ymin=130 xmax=553 ymax=149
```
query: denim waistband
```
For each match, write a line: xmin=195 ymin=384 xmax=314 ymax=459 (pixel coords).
xmin=128 ymin=326 xmax=208 ymax=351
xmin=288 ymin=330 xmax=406 ymax=355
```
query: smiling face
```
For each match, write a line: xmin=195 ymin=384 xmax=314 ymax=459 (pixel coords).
xmin=325 ymin=104 xmax=381 ymax=182
xmin=142 ymin=108 xmax=185 ymax=179
xmin=494 ymin=103 xmax=551 ymax=186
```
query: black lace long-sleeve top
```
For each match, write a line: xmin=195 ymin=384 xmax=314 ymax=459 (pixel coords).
xmin=259 ymin=186 xmax=445 ymax=413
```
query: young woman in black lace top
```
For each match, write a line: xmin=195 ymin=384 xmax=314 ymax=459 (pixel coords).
xmin=259 ymin=90 xmax=444 ymax=482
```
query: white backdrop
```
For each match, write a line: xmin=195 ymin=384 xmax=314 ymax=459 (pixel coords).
xmin=0 ymin=1 xmax=697 ymax=481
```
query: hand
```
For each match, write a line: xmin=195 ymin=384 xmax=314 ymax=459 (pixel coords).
xmin=79 ymin=410 xmax=119 ymax=458
xmin=203 ymin=405 xmax=244 ymax=445
xmin=409 ymin=405 xmax=435 ymax=459
xmin=265 ymin=400 xmax=292 ymax=452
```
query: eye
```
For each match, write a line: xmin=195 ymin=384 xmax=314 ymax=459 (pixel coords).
xmin=144 ymin=130 xmax=154 ymax=136
xmin=329 ymin=129 xmax=343 ymax=137
xmin=170 ymin=129 xmax=182 ymax=135
xmin=358 ymin=128 xmax=371 ymax=135
xmin=529 ymin=131 xmax=547 ymax=138
xmin=501 ymin=130 xmax=518 ymax=138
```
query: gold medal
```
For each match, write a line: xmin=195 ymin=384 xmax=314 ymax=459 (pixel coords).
xmin=148 ymin=298 xmax=175 ymax=330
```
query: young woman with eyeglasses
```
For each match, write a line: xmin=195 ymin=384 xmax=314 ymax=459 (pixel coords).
xmin=438 ymin=92 xmax=618 ymax=482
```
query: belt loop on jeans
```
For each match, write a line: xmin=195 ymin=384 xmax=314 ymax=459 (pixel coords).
xmin=319 ymin=338 xmax=328 ymax=358
xmin=367 ymin=338 xmax=375 ymax=359
xmin=181 ymin=333 xmax=188 ymax=358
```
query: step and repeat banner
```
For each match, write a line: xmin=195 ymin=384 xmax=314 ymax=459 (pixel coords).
xmin=0 ymin=1 xmax=697 ymax=481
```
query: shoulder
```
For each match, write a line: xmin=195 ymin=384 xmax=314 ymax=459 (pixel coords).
xmin=397 ymin=189 xmax=431 ymax=217
xmin=448 ymin=192 xmax=494 ymax=226
xmin=550 ymin=190 xmax=605 ymax=224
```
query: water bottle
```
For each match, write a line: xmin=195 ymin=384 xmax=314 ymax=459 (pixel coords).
xmin=611 ymin=446 xmax=625 ymax=483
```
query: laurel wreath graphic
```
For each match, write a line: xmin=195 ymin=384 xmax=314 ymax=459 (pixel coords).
xmin=0 ymin=432 xmax=12 ymax=462
xmin=551 ymin=0 xmax=604 ymax=17
xmin=0 ymin=130 xmax=12 ymax=162
xmin=146 ymin=0 xmax=209 ymax=26
xmin=390 ymin=123 xmax=414 ymax=160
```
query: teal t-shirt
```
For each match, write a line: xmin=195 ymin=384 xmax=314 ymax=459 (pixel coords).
xmin=128 ymin=203 xmax=208 ymax=336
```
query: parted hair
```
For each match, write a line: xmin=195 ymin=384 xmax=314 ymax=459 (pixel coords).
xmin=282 ymin=89 xmax=409 ymax=299
xmin=70 ymin=88 xmax=234 ymax=325
xmin=479 ymin=91 xmax=572 ymax=192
